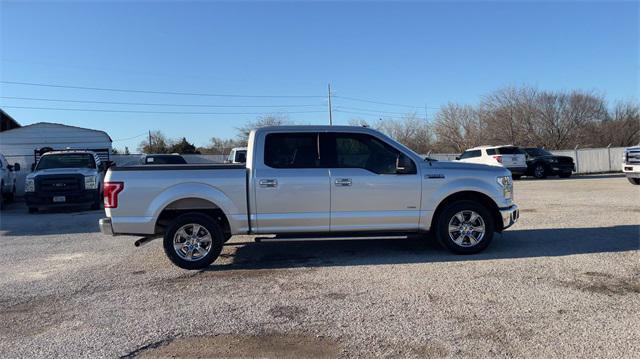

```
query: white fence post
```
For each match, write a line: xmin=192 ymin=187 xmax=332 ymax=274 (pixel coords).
xmin=607 ymin=144 xmax=612 ymax=172
xmin=574 ymin=145 xmax=580 ymax=173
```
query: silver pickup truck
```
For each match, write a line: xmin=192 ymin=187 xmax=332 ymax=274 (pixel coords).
xmin=99 ymin=126 xmax=519 ymax=269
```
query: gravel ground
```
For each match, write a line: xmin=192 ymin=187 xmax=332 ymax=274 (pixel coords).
xmin=0 ymin=174 xmax=638 ymax=358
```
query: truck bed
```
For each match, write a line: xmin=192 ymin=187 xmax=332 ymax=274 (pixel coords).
xmin=104 ymin=164 xmax=249 ymax=235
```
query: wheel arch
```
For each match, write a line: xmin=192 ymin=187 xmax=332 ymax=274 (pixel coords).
xmin=155 ymin=197 xmax=231 ymax=237
xmin=148 ymin=183 xmax=243 ymax=236
xmin=430 ymin=191 xmax=503 ymax=233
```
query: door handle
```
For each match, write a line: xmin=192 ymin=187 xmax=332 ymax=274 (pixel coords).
xmin=259 ymin=179 xmax=278 ymax=188
xmin=334 ymin=178 xmax=352 ymax=186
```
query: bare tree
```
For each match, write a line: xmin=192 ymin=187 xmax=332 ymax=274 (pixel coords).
xmin=433 ymin=103 xmax=484 ymax=152
xmin=137 ymin=131 xmax=174 ymax=154
xmin=235 ymin=114 xmax=291 ymax=144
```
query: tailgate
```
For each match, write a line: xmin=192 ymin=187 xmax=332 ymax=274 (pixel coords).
xmin=504 ymin=154 xmax=526 ymax=168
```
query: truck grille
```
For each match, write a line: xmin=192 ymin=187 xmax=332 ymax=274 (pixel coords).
xmin=626 ymin=151 xmax=640 ymax=164
xmin=37 ymin=175 xmax=83 ymax=193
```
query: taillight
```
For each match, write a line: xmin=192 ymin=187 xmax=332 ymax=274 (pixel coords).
xmin=103 ymin=182 xmax=124 ymax=208
xmin=493 ymin=155 xmax=503 ymax=163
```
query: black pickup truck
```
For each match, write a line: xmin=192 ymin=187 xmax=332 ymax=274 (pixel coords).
xmin=522 ymin=148 xmax=575 ymax=179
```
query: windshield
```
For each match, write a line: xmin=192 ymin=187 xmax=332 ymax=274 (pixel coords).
xmin=144 ymin=155 xmax=187 ymax=164
xmin=234 ymin=150 xmax=247 ymax=163
xmin=36 ymin=154 xmax=96 ymax=170
xmin=524 ymin=148 xmax=552 ymax=157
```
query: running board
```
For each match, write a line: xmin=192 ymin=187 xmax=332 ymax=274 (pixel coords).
xmin=254 ymin=235 xmax=409 ymax=243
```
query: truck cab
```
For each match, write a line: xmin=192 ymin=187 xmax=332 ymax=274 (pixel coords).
xmin=25 ymin=150 xmax=109 ymax=213
xmin=225 ymin=147 xmax=247 ymax=164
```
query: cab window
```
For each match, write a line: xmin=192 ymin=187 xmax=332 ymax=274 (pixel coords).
xmin=324 ymin=133 xmax=416 ymax=174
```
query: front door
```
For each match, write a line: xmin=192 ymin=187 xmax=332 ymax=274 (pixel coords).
xmin=253 ymin=132 xmax=330 ymax=233
xmin=324 ymin=133 xmax=422 ymax=232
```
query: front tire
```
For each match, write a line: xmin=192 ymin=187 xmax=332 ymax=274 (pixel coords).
xmin=163 ymin=213 xmax=224 ymax=270
xmin=436 ymin=200 xmax=495 ymax=254
xmin=628 ymin=177 xmax=640 ymax=185
xmin=533 ymin=164 xmax=547 ymax=179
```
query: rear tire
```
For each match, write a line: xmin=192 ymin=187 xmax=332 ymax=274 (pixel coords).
xmin=436 ymin=200 xmax=494 ymax=254
xmin=533 ymin=164 xmax=547 ymax=179
xmin=628 ymin=177 xmax=640 ymax=185
xmin=163 ymin=213 xmax=224 ymax=270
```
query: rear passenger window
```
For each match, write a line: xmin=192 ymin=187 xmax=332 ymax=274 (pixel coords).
xmin=460 ymin=150 xmax=481 ymax=159
xmin=486 ymin=149 xmax=496 ymax=155
xmin=264 ymin=133 xmax=319 ymax=168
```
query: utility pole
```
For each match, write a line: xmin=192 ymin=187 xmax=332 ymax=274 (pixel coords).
xmin=424 ymin=104 xmax=428 ymax=122
xmin=328 ymin=83 xmax=333 ymax=126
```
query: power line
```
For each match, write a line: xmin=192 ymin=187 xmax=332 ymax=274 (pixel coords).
xmin=0 ymin=96 xmax=324 ymax=109
xmin=0 ymin=105 xmax=326 ymax=115
xmin=334 ymin=109 xmax=426 ymax=120
xmin=0 ymin=80 xmax=325 ymax=98
xmin=335 ymin=95 xmax=438 ymax=109
xmin=112 ymin=132 xmax=148 ymax=142
xmin=336 ymin=106 xmax=421 ymax=116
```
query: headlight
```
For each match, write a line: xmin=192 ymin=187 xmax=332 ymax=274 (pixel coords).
xmin=549 ymin=158 xmax=558 ymax=163
xmin=25 ymin=178 xmax=35 ymax=192
xmin=496 ymin=176 xmax=513 ymax=200
xmin=84 ymin=175 xmax=98 ymax=190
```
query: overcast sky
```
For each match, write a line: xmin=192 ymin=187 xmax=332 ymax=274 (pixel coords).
xmin=1 ymin=1 xmax=637 ymax=151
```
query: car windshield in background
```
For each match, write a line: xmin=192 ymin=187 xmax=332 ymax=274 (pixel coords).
xmin=525 ymin=148 xmax=553 ymax=157
xmin=234 ymin=151 xmax=247 ymax=163
xmin=36 ymin=154 xmax=96 ymax=170
xmin=144 ymin=155 xmax=187 ymax=164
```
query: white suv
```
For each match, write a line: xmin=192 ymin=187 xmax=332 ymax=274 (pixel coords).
xmin=456 ymin=145 xmax=527 ymax=179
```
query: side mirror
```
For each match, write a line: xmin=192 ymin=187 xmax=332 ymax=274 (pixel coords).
xmin=455 ymin=156 xmax=461 ymax=160
xmin=396 ymin=155 xmax=414 ymax=174
xmin=13 ymin=163 xmax=20 ymax=172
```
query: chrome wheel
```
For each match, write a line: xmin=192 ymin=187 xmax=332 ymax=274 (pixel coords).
xmin=448 ymin=210 xmax=485 ymax=247
xmin=173 ymin=223 xmax=213 ymax=261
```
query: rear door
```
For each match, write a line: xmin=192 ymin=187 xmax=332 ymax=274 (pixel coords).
xmin=253 ymin=132 xmax=330 ymax=233
xmin=323 ymin=132 xmax=422 ymax=232
xmin=495 ymin=147 xmax=526 ymax=169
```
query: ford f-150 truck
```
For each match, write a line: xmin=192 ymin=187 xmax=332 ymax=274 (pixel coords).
xmin=622 ymin=146 xmax=640 ymax=185
xmin=99 ymin=126 xmax=519 ymax=269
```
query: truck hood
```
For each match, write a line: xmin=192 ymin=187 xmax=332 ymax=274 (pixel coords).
xmin=28 ymin=167 xmax=98 ymax=179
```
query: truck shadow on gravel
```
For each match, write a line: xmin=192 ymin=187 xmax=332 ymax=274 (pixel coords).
xmin=211 ymin=225 xmax=640 ymax=271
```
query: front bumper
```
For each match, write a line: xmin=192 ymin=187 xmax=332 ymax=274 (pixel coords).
xmin=623 ymin=164 xmax=640 ymax=177
xmin=25 ymin=189 xmax=99 ymax=207
xmin=549 ymin=164 xmax=575 ymax=174
xmin=499 ymin=204 xmax=519 ymax=230
xmin=99 ymin=217 xmax=114 ymax=236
